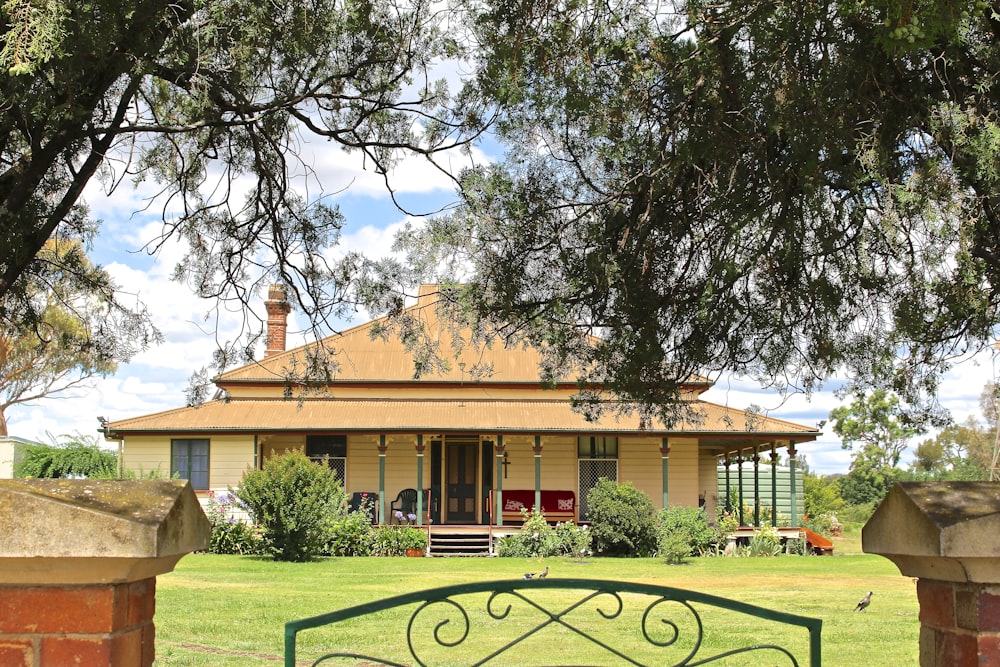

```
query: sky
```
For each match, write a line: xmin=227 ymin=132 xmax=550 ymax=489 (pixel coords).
xmin=7 ymin=140 xmax=1000 ymax=476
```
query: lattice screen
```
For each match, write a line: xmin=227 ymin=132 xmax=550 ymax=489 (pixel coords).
xmin=577 ymin=459 xmax=619 ymax=521
xmin=310 ymin=456 xmax=347 ymax=485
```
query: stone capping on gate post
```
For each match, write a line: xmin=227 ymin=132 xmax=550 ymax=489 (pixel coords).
xmin=0 ymin=479 xmax=211 ymax=667
xmin=863 ymin=481 xmax=1000 ymax=667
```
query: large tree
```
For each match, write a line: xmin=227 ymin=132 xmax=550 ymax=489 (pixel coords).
xmin=911 ymin=418 xmax=991 ymax=479
xmin=0 ymin=239 xmax=155 ymax=435
xmin=6 ymin=0 xmax=1000 ymax=422
xmin=400 ymin=0 xmax=1000 ymax=424
xmin=830 ymin=390 xmax=922 ymax=470
xmin=829 ymin=389 xmax=920 ymax=504
xmin=1 ymin=0 xmax=486 ymax=353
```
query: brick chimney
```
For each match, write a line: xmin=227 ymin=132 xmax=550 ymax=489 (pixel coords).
xmin=264 ymin=285 xmax=291 ymax=357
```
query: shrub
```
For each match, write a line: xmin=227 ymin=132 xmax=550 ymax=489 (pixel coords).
xmin=495 ymin=508 xmax=555 ymax=557
xmin=370 ymin=525 xmax=427 ymax=556
xmin=119 ymin=466 xmax=170 ymax=480
xmin=715 ymin=510 xmax=739 ymax=537
xmin=494 ymin=535 xmax=533 ymax=557
xmin=803 ymin=512 xmax=837 ymax=536
xmin=657 ymin=506 xmax=722 ymax=558
xmin=494 ymin=508 xmax=592 ymax=558
xmin=205 ymin=493 xmax=265 ymax=556
xmin=327 ymin=502 xmax=376 ymax=556
xmin=236 ymin=452 xmax=346 ymax=562
xmin=660 ymin=532 xmax=692 ymax=565
xmin=555 ymin=520 xmax=593 ymax=560
xmin=585 ymin=479 xmax=657 ymax=557
xmin=784 ymin=537 xmax=805 ymax=555
xmin=746 ymin=525 xmax=783 ymax=557
xmin=15 ymin=434 xmax=118 ymax=479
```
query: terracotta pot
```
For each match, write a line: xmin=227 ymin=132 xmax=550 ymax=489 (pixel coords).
xmin=405 ymin=547 xmax=424 ymax=557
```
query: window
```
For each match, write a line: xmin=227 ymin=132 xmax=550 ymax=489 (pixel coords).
xmin=306 ymin=435 xmax=347 ymax=482
xmin=577 ymin=436 xmax=618 ymax=459
xmin=306 ymin=435 xmax=347 ymax=458
xmin=171 ymin=439 xmax=209 ymax=490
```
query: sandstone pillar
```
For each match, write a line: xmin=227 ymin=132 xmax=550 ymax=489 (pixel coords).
xmin=0 ymin=479 xmax=210 ymax=666
xmin=863 ymin=482 xmax=1000 ymax=667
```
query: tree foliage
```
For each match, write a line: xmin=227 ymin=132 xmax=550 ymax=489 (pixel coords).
xmin=838 ymin=464 xmax=901 ymax=507
xmin=911 ymin=418 xmax=991 ymax=479
xmin=14 ymin=431 xmax=118 ymax=478
xmin=1 ymin=0 xmax=485 ymax=382
xmin=0 ymin=239 xmax=157 ymax=434
xmin=5 ymin=0 xmax=1000 ymax=420
xmin=802 ymin=474 xmax=844 ymax=520
xmin=400 ymin=0 xmax=1000 ymax=423
xmin=830 ymin=390 xmax=923 ymax=469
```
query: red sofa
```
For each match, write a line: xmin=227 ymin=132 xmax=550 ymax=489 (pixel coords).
xmin=487 ymin=489 xmax=577 ymax=524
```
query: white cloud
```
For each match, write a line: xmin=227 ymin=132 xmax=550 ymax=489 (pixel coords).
xmin=701 ymin=349 xmax=1000 ymax=475
xmin=8 ymin=86 xmax=498 ymax=447
xmin=306 ymin=145 xmax=447 ymax=198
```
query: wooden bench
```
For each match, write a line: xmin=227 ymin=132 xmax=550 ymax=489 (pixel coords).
xmin=285 ymin=578 xmax=822 ymax=666
xmin=486 ymin=489 xmax=576 ymax=524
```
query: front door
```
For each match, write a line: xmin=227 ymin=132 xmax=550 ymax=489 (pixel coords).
xmin=446 ymin=439 xmax=478 ymax=523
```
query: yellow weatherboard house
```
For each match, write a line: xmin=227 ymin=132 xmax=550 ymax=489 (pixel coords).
xmin=104 ymin=284 xmax=818 ymax=535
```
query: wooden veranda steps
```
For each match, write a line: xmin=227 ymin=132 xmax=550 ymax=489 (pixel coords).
xmin=425 ymin=525 xmax=522 ymax=557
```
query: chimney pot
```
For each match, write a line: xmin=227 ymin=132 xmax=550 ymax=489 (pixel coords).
xmin=264 ymin=285 xmax=291 ymax=357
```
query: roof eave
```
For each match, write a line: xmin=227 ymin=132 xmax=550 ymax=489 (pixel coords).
xmin=106 ymin=426 xmax=819 ymax=439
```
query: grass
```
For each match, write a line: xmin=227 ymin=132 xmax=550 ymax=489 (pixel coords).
xmin=153 ymin=530 xmax=917 ymax=666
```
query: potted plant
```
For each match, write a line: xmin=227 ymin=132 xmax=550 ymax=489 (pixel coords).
xmin=399 ymin=526 xmax=428 ymax=557
xmin=390 ymin=511 xmax=427 ymax=556
xmin=371 ymin=524 xmax=428 ymax=556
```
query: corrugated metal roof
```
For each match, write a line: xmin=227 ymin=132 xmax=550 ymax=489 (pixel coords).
xmin=105 ymin=286 xmax=813 ymax=445
xmin=216 ymin=287 xmax=714 ymax=387
xmin=106 ymin=397 xmax=816 ymax=437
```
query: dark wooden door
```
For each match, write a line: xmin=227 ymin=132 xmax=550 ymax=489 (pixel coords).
xmin=446 ymin=441 xmax=478 ymax=523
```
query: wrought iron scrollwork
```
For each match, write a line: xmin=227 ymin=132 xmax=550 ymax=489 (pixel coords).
xmin=641 ymin=596 xmax=700 ymax=662
xmin=406 ymin=597 xmax=471 ymax=665
xmin=285 ymin=578 xmax=821 ymax=667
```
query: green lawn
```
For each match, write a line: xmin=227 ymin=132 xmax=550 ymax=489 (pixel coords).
xmin=153 ymin=534 xmax=917 ymax=666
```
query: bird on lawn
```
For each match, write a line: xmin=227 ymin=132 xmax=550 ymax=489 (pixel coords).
xmin=537 ymin=566 xmax=549 ymax=579
xmin=522 ymin=572 xmax=534 ymax=579
xmin=854 ymin=591 xmax=873 ymax=612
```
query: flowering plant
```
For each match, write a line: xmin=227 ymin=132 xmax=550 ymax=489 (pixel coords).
xmin=205 ymin=491 xmax=265 ymax=555
xmin=394 ymin=510 xmax=418 ymax=525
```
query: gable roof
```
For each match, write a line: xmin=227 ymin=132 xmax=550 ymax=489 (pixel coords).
xmin=104 ymin=284 xmax=818 ymax=447
xmin=216 ymin=284 xmax=714 ymax=389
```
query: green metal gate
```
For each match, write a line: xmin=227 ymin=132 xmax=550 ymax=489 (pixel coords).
xmin=285 ymin=578 xmax=822 ymax=666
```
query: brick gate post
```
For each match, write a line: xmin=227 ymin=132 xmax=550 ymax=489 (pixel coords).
xmin=0 ymin=479 xmax=210 ymax=666
xmin=863 ymin=482 xmax=1000 ymax=667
